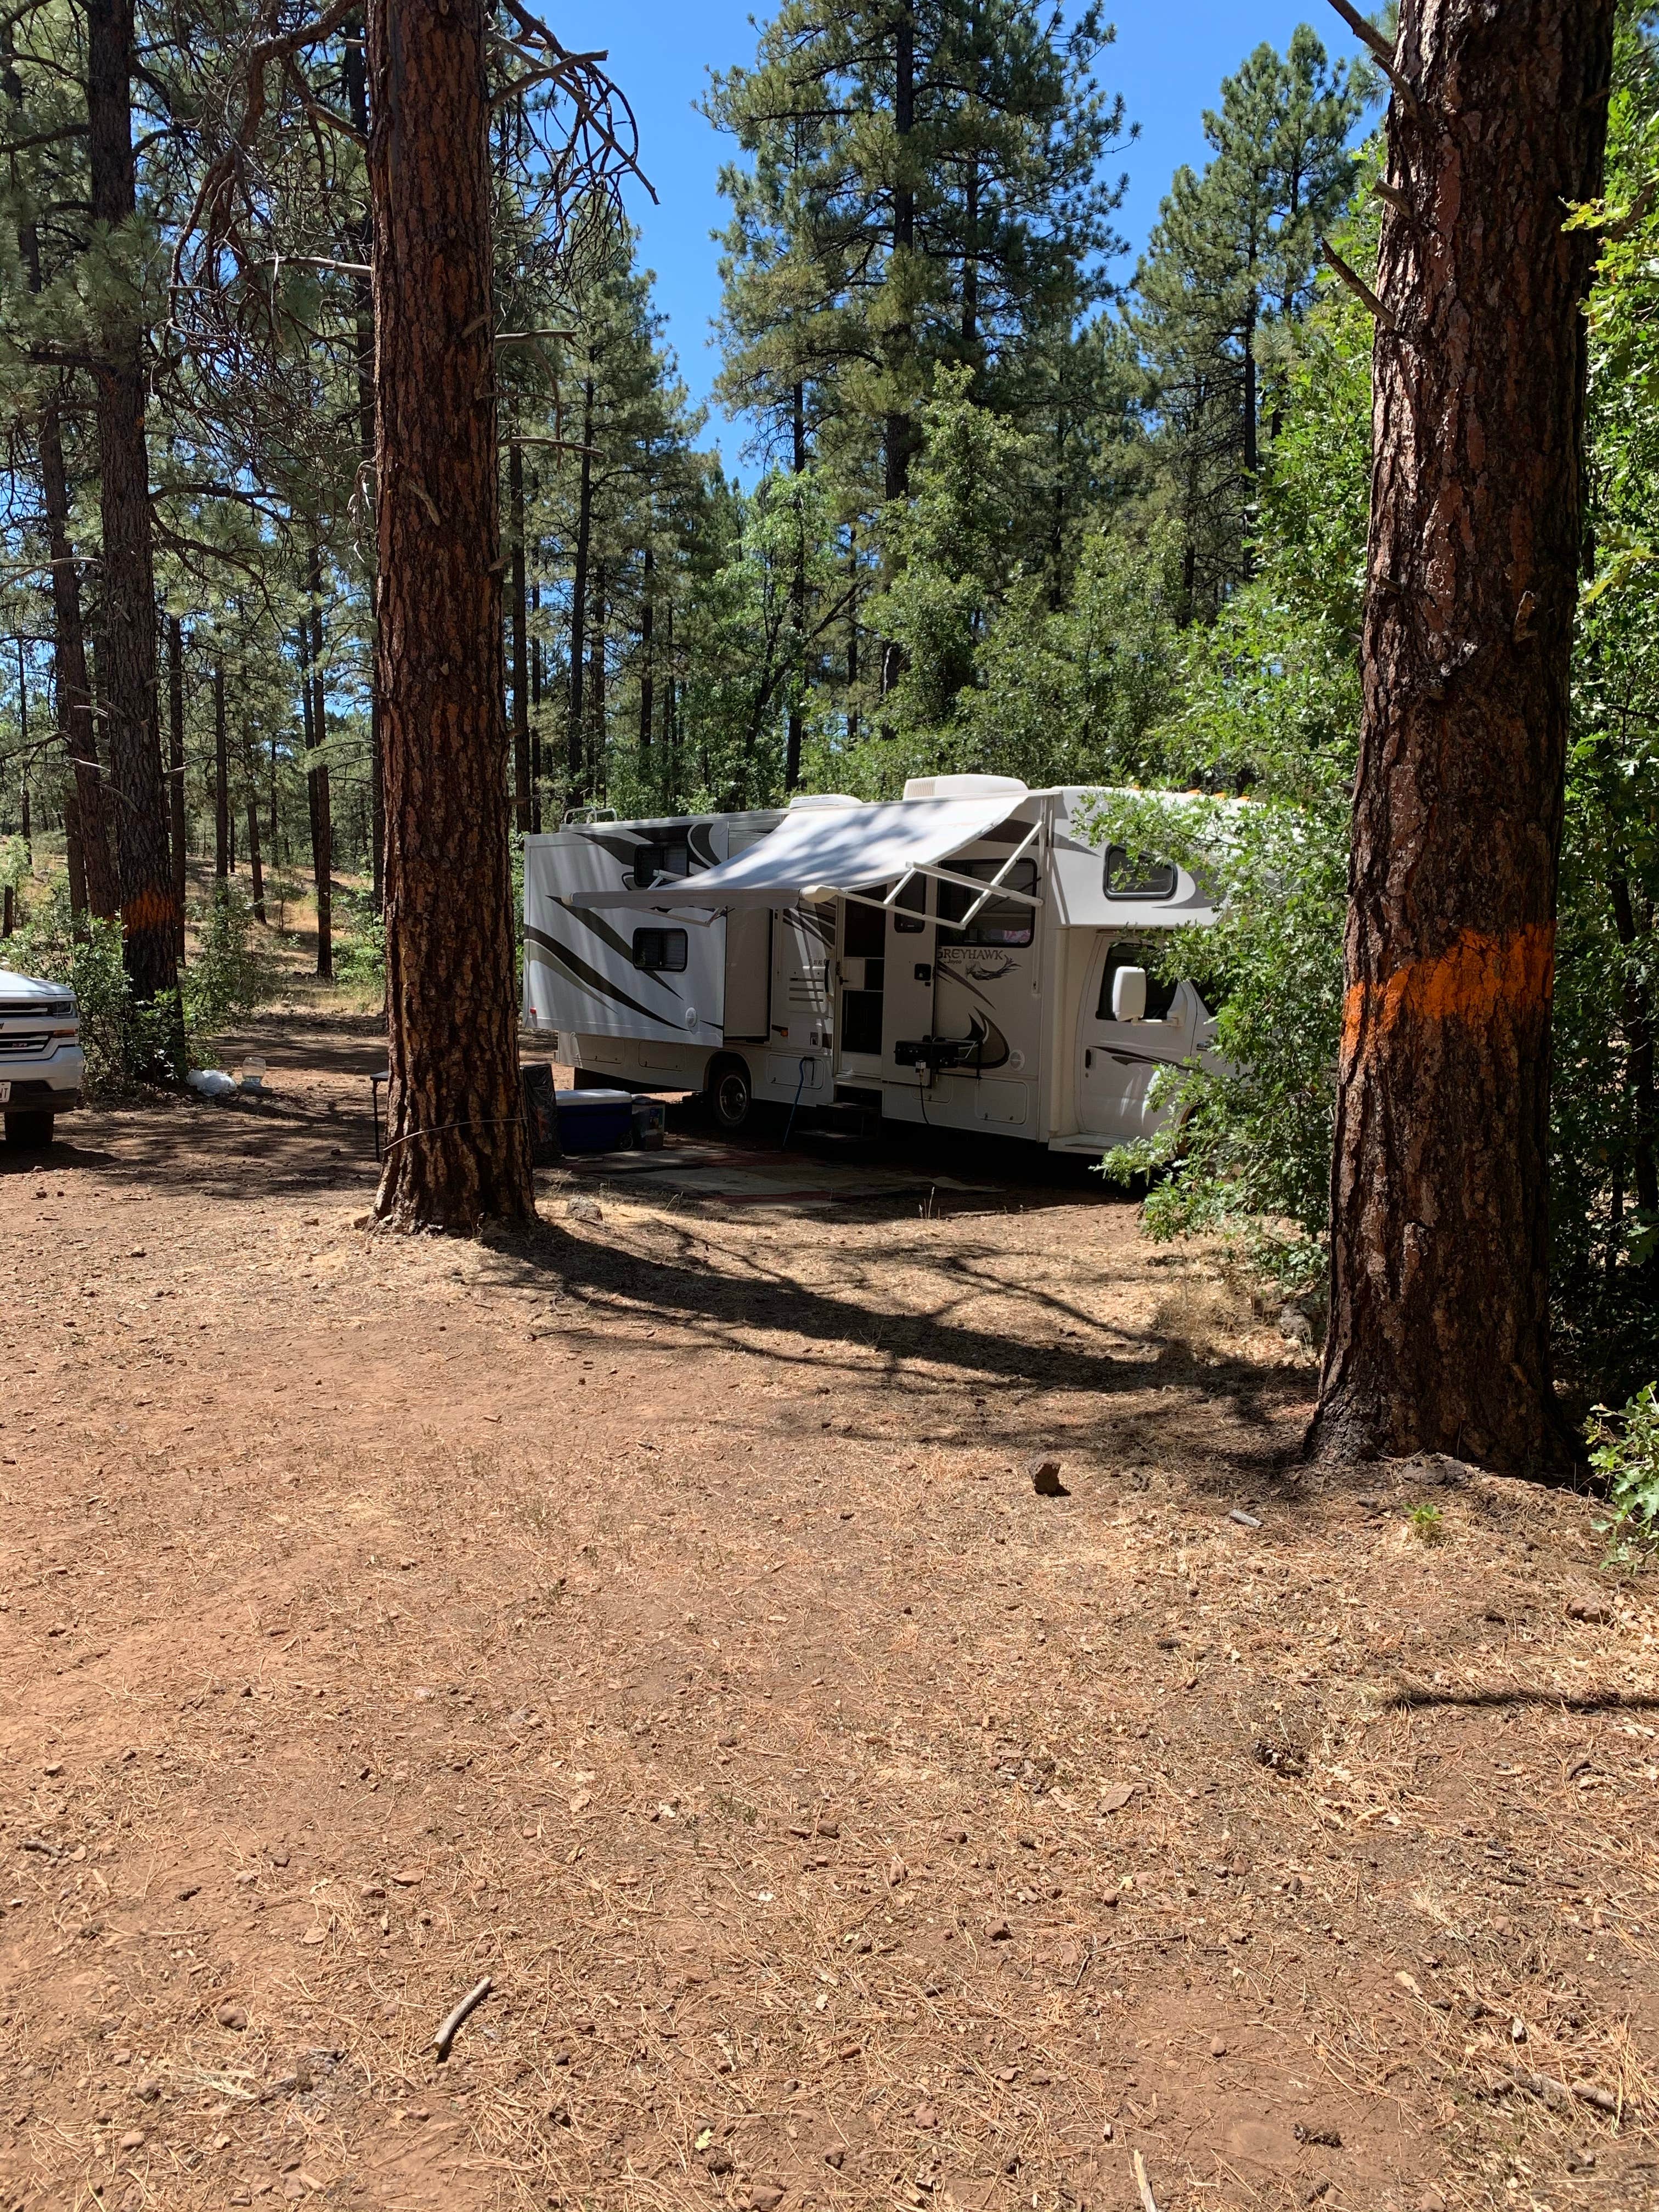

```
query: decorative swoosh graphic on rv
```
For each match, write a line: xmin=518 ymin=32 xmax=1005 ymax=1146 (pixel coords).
xmin=560 ymin=900 xmax=683 ymax=1000
xmin=965 ymin=1013 xmax=1011 ymax=1070
xmin=523 ymin=927 xmax=683 ymax=1029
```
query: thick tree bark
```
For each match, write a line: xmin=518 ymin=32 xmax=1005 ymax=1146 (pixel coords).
xmin=166 ymin=615 xmax=186 ymax=956
xmin=567 ymin=370 xmax=595 ymax=793
xmin=1311 ymin=0 xmax=1618 ymax=1474
xmin=368 ymin=0 xmax=533 ymax=1233
xmin=213 ymin=661 xmax=229 ymax=880
xmin=86 ymin=0 xmax=176 ymax=1016
xmin=40 ymin=400 xmax=117 ymax=920
xmin=509 ymin=436 xmax=531 ymax=833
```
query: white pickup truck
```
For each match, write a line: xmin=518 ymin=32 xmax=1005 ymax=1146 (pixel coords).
xmin=0 ymin=965 xmax=83 ymax=1149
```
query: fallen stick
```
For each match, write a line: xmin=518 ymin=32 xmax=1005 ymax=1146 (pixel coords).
xmin=433 ymin=1974 xmax=493 ymax=2062
xmin=1133 ymin=2148 xmax=1160 ymax=2212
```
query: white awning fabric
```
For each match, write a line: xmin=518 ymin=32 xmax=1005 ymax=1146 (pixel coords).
xmin=570 ymin=794 xmax=1024 ymax=913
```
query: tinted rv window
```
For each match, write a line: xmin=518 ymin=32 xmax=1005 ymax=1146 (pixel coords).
xmin=1098 ymin=940 xmax=1178 ymax=1021
xmin=936 ymin=859 xmax=1037 ymax=947
xmin=891 ymin=873 xmax=927 ymax=934
xmin=632 ymin=927 xmax=688 ymax=973
xmin=1104 ymin=845 xmax=1178 ymax=900
xmin=630 ymin=839 xmax=690 ymax=888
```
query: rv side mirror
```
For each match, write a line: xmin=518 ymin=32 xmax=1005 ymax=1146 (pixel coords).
xmin=1111 ymin=966 xmax=1148 ymax=1023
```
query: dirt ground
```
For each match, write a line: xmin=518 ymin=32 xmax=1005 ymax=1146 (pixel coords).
xmin=3 ymin=1006 xmax=1657 ymax=2212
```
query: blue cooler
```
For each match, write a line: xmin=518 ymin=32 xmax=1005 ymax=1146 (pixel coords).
xmin=555 ymin=1088 xmax=635 ymax=1154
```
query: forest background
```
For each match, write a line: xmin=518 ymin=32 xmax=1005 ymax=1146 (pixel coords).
xmin=0 ymin=0 xmax=1655 ymax=1411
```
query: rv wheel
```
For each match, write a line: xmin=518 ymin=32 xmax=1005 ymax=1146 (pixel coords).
xmin=708 ymin=1057 xmax=753 ymax=1135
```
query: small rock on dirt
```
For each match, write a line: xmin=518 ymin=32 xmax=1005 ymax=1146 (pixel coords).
xmin=823 ymin=2147 xmax=845 ymax=2170
xmin=1277 ymin=1306 xmax=1313 ymax=1345
xmin=1209 ymin=2036 xmax=1227 ymax=2057
xmin=1566 ymin=1595 xmax=1613 ymax=1624
xmin=986 ymin=1918 xmax=1012 ymax=1941
xmin=748 ymin=2188 xmax=785 ymax=2211
xmin=566 ymin=1195 xmax=603 ymax=1222
xmin=215 ymin=2002 xmax=249 ymax=2030
xmin=1027 ymin=1454 xmax=1069 ymax=1497
xmin=1099 ymin=1782 xmax=1139 ymax=1814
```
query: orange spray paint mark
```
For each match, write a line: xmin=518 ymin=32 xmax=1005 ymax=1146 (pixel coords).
xmin=121 ymin=885 xmax=182 ymax=937
xmin=1341 ymin=922 xmax=1555 ymax=1061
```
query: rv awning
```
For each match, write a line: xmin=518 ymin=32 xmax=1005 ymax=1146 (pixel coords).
xmin=569 ymin=794 xmax=1026 ymax=913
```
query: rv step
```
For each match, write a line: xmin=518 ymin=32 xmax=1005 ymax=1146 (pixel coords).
xmin=799 ymin=1098 xmax=882 ymax=1150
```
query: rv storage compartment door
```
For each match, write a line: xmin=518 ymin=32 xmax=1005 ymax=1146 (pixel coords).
xmin=723 ymin=906 xmax=771 ymax=1040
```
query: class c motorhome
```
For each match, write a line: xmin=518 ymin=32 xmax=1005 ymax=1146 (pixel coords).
xmin=521 ymin=774 xmax=1221 ymax=1151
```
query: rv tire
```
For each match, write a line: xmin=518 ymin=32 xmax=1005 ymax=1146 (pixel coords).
xmin=707 ymin=1056 xmax=753 ymax=1136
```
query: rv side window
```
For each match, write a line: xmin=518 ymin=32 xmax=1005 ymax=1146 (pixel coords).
xmin=891 ymin=874 xmax=927 ymax=934
xmin=632 ymin=927 xmax=689 ymax=974
xmin=936 ymin=859 xmax=1037 ymax=947
xmin=631 ymin=839 xmax=690 ymax=889
xmin=1104 ymin=845 xmax=1178 ymax=901
xmin=1098 ymin=940 xmax=1178 ymax=1022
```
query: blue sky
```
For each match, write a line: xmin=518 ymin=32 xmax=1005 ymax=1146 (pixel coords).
xmin=550 ymin=1 xmax=1369 ymax=471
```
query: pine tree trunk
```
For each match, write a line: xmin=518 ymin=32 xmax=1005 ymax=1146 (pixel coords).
xmin=786 ymin=381 xmax=806 ymax=792
xmin=40 ymin=400 xmax=117 ymax=919
xmin=1311 ymin=0 xmax=1618 ymax=1474
xmin=213 ymin=661 xmax=229 ymax=880
xmin=244 ymin=730 xmax=266 ymax=924
xmin=637 ymin=546 xmax=653 ymax=765
xmin=589 ymin=560 xmax=606 ymax=797
xmin=368 ymin=0 xmax=534 ymax=1233
xmin=306 ymin=551 xmax=332 ymax=980
xmin=343 ymin=11 xmax=383 ymax=915
xmin=531 ymin=577 xmax=543 ymax=832
xmin=567 ymin=372 xmax=595 ymax=793
xmin=167 ymin=616 xmax=186 ymax=957
xmin=1610 ymin=874 xmax=1658 ymax=1226
xmin=86 ymin=0 xmax=176 ymax=1017
xmin=509 ymin=436 xmax=531 ymax=833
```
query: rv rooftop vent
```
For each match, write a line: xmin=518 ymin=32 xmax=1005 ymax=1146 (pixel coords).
xmin=786 ymin=792 xmax=862 ymax=809
xmin=901 ymin=774 xmax=1029 ymax=802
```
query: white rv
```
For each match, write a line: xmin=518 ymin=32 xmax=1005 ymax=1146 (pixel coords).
xmin=521 ymin=775 xmax=1220 ymax=1151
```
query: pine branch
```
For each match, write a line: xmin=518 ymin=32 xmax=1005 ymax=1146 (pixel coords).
xmin=1320 ymin=235 xmax=1397 ymax=332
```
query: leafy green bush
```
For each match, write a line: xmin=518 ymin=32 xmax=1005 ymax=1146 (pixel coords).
xmin=1075 ymin=788 xmax=1346 ymax=1285
xmin=334 ymin=883 xmax=386 ymax=990
xmin=182 ymin=881 xmax=274 ymax=1050
xmin=9 ymin=887 xmax=179 ymax=1091
xmin=1590 ymin=1383 xmax=1659 ymax=1558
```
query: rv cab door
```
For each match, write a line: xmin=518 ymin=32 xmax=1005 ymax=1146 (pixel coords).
xmin=1076 ymin=937 xmax=1199 ymax=1141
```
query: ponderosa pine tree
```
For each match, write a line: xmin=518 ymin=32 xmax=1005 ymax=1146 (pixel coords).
xmin=1132 ymin=30 xmax=1365 ymax=619
xmin=1311 ymin=0 xmax=1620 ymax=1472
xmin=86 ymin=0 xmax=177 ymax=1017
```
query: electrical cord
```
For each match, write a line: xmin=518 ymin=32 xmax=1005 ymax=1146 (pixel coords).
xmin=781 ymin=1054 xmax=812 ymax=1150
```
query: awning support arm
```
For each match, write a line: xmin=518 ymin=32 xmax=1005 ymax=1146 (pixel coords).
xmin=952 ymin=819 xmax=1045 ymax=928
